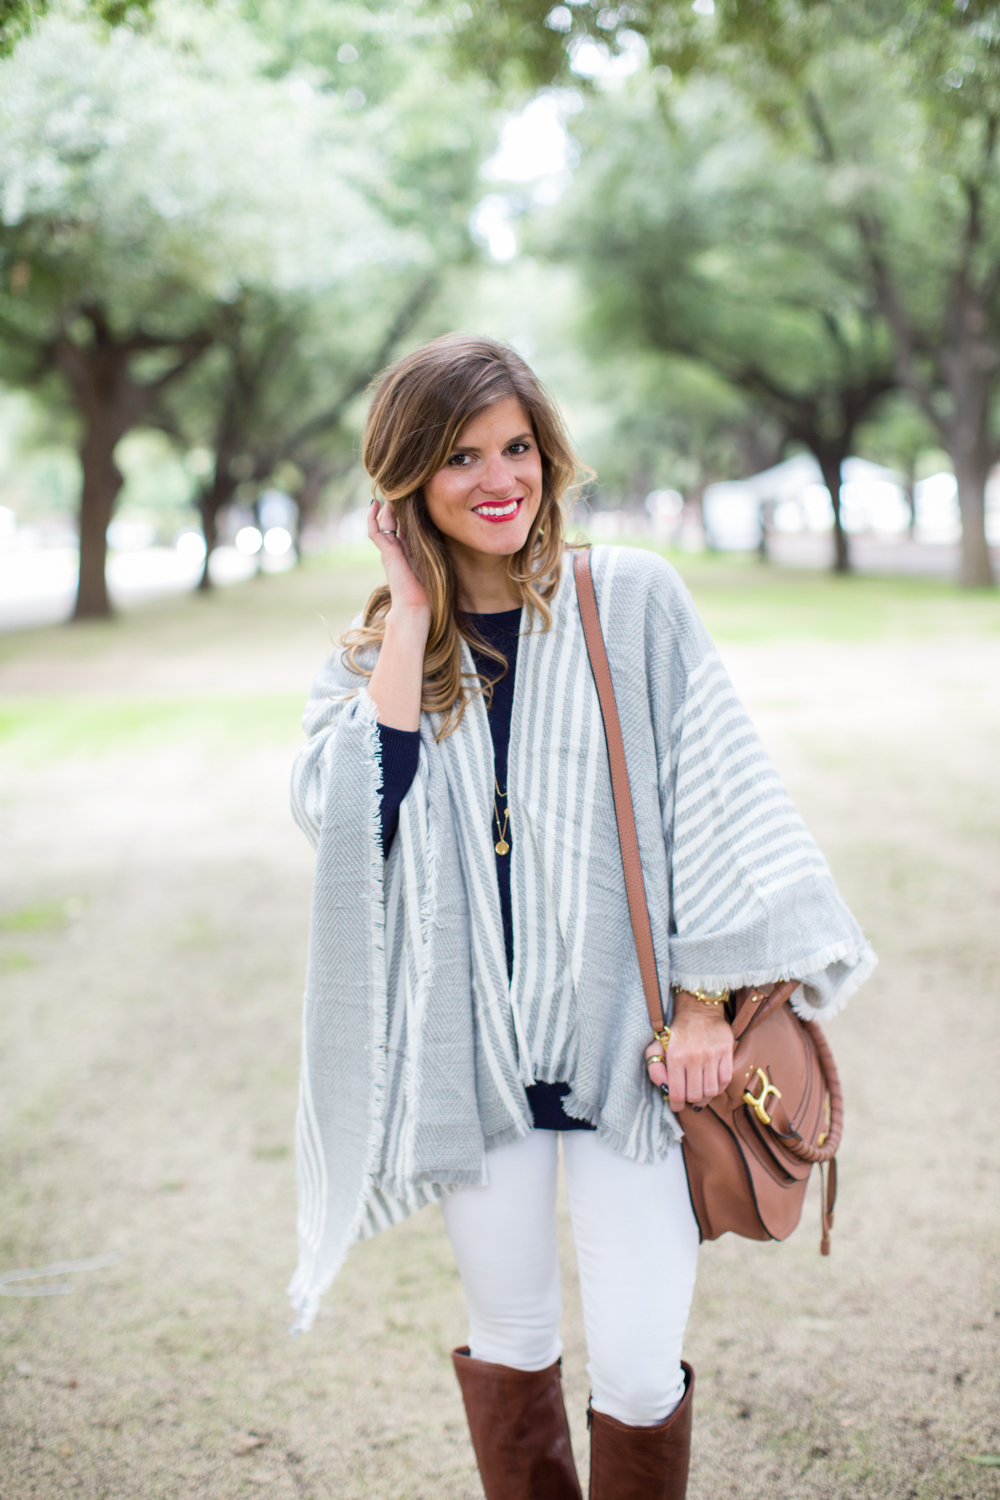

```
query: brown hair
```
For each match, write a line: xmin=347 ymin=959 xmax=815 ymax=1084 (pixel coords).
xmin=343 ymin=332 xmax=585 ymax=738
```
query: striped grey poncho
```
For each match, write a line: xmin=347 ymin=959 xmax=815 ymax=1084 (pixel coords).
xmin=288 ymin=545 xmax=874 ymax=1332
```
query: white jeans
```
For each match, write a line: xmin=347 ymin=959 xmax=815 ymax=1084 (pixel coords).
xmin=442 ymin=1130 xmax=699 ymax=1425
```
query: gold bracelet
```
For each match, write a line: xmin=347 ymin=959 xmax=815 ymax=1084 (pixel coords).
xmin=675 ymin=986 xmax=730 ymax=1007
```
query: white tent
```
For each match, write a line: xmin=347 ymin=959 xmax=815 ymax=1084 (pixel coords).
xmin=702 ymin=454 xmax=909 ymax=550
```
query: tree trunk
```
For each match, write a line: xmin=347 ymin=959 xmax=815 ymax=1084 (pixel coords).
xmin=197 ymin=471 xmax=239 ymax=590
xmin=903 ymin=458 xmax=916 ymax=535
xmin=934 ymin=335 xmax=997 ymax=586
xmin=878 ymin=282 xmax=996 ymax=586
xmin=953 ymin=453 xmax=995 ymax=587
xmin=293 ymin=461 xmax=337 ymax=559
xmin=688 ymin=481 xmax=710 ymax=550
xmin=74 ymin=412 xmax=126 ymax=620
xmin=758 ymin=500 xmax=773 ymax=563
xmin=816 ymin=453 xmax=850 ymax=573
xmin=57 ymin=318 xmax=208 ymax=621
xmin=197 ymin=488 xmax=220 ymax=592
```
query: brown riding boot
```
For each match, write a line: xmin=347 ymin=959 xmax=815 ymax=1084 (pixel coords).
xmin=451 ymin=1345 xmax=583 ymax=1500
xmin=588 ymin=1362 xmax=694 ymax=1500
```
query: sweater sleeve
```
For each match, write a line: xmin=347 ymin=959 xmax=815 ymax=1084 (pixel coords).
xmin=377 ymin=724 xmax=420 ymax=855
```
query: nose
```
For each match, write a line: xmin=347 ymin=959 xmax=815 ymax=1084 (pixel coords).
xmin=479 ymin=451 xmax=517 ymax=496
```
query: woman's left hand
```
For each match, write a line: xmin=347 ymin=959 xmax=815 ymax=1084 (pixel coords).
xmin=644 ymin=990 xmax=734 ymax=1108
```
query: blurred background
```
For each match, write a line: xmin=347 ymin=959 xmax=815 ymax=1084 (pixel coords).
xmin=1 ymin=2 xmax=998 ymax=1497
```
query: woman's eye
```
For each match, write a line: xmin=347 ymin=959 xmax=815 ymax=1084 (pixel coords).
xmin=446 ymin=453 xmax=471 ymax=467
xmin=508 ymin=442 xmax=530 ymax=456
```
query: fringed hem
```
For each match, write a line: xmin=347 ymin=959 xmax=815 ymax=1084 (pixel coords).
xmin=287 ymin=1242 xmax=349 ymax=1336
xmin=344 ymin=689 xmax=391 ymax=1245
xmin=670 ymin=936 xmax=877 ymax=1014
xmin=559 ymin=1089 xmax=602 ymax=1127
xmin=792 ymin=941 xmax=878 ymax=1020
xmin=382 ymin=1166 xmax=487 ymax=1194
xmin=596 ymin=1111 xmax=682 ymax=1164
xmin=484 ymin=1117 xmax=534 ymax=1153
xmin=289 ymin=693 xmax=389 ymax=1339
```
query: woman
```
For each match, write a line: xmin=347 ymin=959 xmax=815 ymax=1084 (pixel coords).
xmin=289 ymin=334 xmax=874 ymax=1500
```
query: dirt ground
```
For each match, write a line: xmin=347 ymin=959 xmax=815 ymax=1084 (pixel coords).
xmin=1 ymin=554 xmax=998 ymax=1500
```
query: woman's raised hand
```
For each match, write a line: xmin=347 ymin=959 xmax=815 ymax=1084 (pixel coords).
xmin=367 ymin=500 xmax=431 ymax=622
xmin=645 ymin=991 xmax=735 ymax=1109
xmin=366 ymin=500 xmax=431 ymax=732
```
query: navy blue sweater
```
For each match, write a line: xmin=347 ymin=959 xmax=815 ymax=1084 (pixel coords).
xmin=377 ymin=608 xmax=593 ymax=1133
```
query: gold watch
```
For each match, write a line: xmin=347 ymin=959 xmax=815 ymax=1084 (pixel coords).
xmin=675 ymin=986 xmax=730 ymax=1007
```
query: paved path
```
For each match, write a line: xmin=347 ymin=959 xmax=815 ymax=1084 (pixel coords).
xmin=0 ymin=548 xmax=281 ymax=632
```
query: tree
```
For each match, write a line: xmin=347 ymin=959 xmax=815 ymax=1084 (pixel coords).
xmin=158 ymin=278 xmax=440 ymax=586
xmin=580 ymin=346 xmax=782 ymax=515
xmin=152 ymin=3 xmax=493 ymax=583
xmin=545 ymin=80 xmax=896 ymax=570
xmin=0 ymin=5 xmax=385 ymax=617
xmin=0 ymin=0 xmax=149 ymax=57
xmin=855 ymin=391 xmax=939 ymax=529
xmin=447 ymin=0 xmax=1000 ymax=585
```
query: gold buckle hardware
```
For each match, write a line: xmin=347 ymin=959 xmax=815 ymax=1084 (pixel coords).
xmin=743 ymin=1067 xmax=782 ymax=1126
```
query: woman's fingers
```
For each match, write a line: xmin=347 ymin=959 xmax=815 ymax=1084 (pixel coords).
xmin=367 ymin=500 xmax=431 ymax=616
xmin=668 ymin=1054 xmax=692 ymax=1109
xmin=644 ymin=1040 xmax=668 ymax=1093
xmin=659 ymin=1052 xmax=728 ymax=1109
xmin=651 ymin=1008 xmax=736 ymax=1111
xmin=368 ymin=498 xmax=398 ymax=550
xmin=689 ymin=1065 xmax=710 ymax=1108
xmin=367 ymin=498 xmax=385 ymax=546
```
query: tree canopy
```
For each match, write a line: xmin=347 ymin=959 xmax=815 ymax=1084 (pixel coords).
xmin=1 ymin=0 xmax=997 ymax=602
xmin=477 ymin=0 xmax=1000 ymax=582
xmin=0 ymin=0 xmax=481 ymax=614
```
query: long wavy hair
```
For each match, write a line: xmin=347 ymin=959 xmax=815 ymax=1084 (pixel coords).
xmin=343 ymin=333 xmax=585 ymax=738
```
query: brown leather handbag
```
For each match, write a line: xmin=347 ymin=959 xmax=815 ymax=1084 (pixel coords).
xmin=574 ymin=550 xmax=842 ymax=1254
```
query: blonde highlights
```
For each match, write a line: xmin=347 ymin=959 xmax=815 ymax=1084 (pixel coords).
xmin=343 ymin=333 xmax=585 ymax=738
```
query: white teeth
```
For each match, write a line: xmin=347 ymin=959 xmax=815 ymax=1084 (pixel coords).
xmin=474 ymin=499 xmax=520 ymax=517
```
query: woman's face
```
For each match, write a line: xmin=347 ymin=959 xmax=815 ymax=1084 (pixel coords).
xmin=422 ymin=397 xmax=544 ymax=562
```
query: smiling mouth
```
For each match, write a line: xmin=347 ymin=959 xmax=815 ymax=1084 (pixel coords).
xmin=472 ymin=498 xmax=522 ymax=522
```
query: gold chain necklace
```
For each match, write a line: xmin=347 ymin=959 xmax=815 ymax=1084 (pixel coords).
xmin=493 ymin=775 xmax=510 ymax=856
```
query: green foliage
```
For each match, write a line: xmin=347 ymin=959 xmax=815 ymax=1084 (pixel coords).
xmin=0 ymin=0 xmax=492 ymax=612
xmin=541 ymin=72 xmax=895 ymax=563
xmin=114 ymin=428 xmax=199 ymax=539
xmin=855 ymin=390 xmax=937 ymax=493
xmin=442 ymin=0 xmax=1000 ymax=112
xmin=0 ymin=0 xmax=151 ymax=59
xmin=553 ymin=76 xmax=891 ymax=396
xmin=0 ymin=6 xmax=388 ymax=348
xmin=575 ymin=346 xmax=776 ymax=505
xmin=148 ymin=2 xmax=493 ymax=554
xmin=0 ymin=388 xmax=80 ymax=523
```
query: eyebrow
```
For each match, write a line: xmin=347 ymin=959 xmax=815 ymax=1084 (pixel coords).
xmin=452 ymin=431 xmax=534 ymax=453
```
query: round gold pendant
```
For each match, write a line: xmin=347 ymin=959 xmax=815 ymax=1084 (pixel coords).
xmin=495 ymin=839 xmax=510 ymax=856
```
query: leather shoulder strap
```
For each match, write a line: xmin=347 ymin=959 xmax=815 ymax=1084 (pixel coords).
xmin=574 ymin=549 xmax=666 ymax=1036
